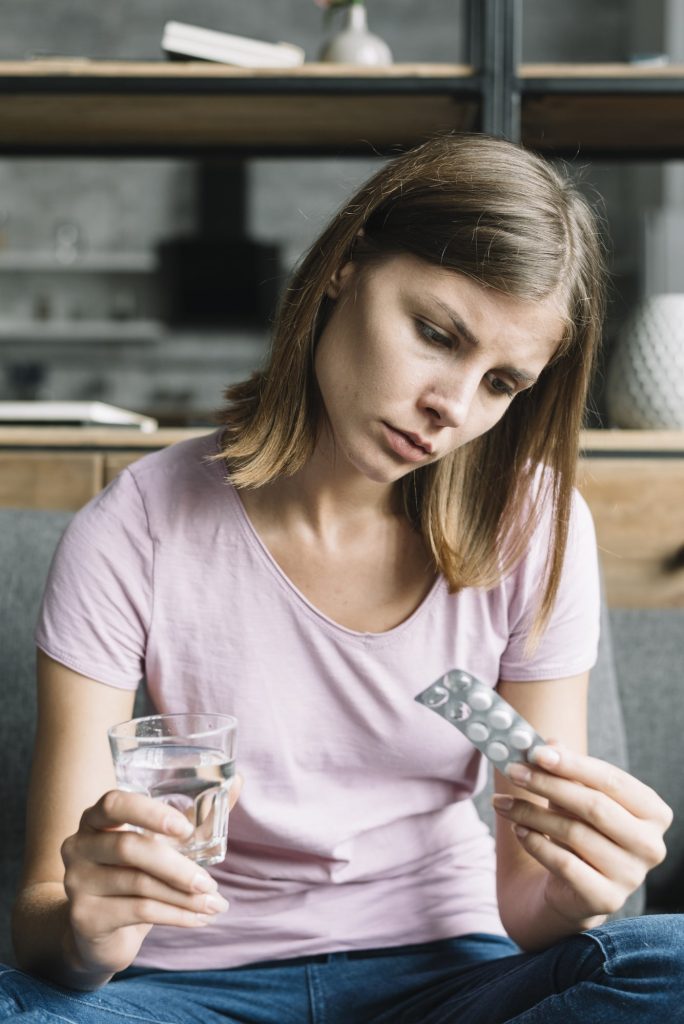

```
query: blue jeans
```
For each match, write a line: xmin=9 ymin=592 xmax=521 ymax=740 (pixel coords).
xmin=1 ymin=915 xmax=682 ymax=1023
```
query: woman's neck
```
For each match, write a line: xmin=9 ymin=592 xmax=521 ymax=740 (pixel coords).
xmin=239 ymin=447 xmax=404 ymax=547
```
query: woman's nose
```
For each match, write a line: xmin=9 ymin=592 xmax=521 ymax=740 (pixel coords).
xmin=421 ymin=376 xmax=478 ymax=428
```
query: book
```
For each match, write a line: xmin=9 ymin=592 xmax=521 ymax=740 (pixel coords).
xmin=0 ymin=401 xmax=158 ymax=431
xmin=161 ymin=21 xmax=305 ymax=68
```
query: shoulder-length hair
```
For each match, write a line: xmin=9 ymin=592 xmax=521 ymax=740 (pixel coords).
xmin=212 ymin=132 xmax=607 ymax=640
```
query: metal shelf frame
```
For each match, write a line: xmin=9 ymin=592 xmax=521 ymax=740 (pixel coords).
xmin=468 ymin=0 xmax=522 ymax=142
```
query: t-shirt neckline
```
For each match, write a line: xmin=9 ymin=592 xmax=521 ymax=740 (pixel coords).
xmin=213 ymin=458 xmax=443 ymax=643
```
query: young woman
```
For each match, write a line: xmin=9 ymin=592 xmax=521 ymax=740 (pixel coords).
xmin=6 ymin=133 xmax=681 ymax=1023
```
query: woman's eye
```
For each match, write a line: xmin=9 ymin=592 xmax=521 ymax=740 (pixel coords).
xmin=417 ymin=321 xmax=453 ymax=349
xmin=487 ymin=374 xmax=515 ymax=398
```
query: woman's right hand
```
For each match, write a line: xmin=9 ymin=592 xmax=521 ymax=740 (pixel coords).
xmin=60 ymin=785 xmax=239 ymax=978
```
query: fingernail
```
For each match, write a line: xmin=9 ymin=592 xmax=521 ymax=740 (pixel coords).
xmin=506 ymin=763 xmax=531 ymax=784
xmin=492 ymin=794 xmax=514 ymax=811
xmin=204 ymin=893 xmax=229 ymax=914
xmin=530 ymin=746 xmax=561 ymax=768
xmin=193 ymin=872 xmax=218 ymax=894
xmin=514 ymin=825 xmax=530 ymax=839
xmin=193 ymin=914 xmax=213 ymax=926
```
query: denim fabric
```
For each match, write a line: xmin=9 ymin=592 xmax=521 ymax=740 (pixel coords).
xmin=1 ymin=915 xmax=682 ymax=1023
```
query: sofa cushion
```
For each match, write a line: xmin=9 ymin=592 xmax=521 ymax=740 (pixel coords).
xmin=0 ymin=509 xmax=73 ymax=965
xmin=610 ymin=609 xmax=684 ymax=912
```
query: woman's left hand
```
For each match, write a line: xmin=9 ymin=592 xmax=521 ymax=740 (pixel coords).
xmin=493 ymin=743 xmax=673 ymax=924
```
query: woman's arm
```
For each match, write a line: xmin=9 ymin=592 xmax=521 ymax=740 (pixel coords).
xmin=12 ymin=651 xmax=231 ymax=990
xmin=493 ymin=673 xmax=672 ymax=952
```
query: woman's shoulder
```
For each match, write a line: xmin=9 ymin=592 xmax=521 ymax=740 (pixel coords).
xmin=116 ymin=429 xmax=234 ymax=522
xmin=125 ymin=429 xmax=226 ymax=496
xmin=62 ymin=430 xmax=233 ymax=549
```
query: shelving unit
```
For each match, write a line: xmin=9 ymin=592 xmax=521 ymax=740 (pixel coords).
xmin=0 ymin=252 xmax=156 ymax=272
xmin=0 ymin=319 xmax=163 ymax=342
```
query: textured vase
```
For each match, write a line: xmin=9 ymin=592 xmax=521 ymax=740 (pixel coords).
xmin=318 ymin=4 xmax=393 ymax=66
xmin=606 ymin=294 xmax=684 ymax=429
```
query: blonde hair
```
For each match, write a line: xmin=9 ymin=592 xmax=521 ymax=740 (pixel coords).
xmin=212 ymin=133 xmax=606 ymax=640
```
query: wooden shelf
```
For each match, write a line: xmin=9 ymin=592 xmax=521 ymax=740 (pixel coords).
xmin=578 ymin=456 xmax=684 ymax=610
xmin=581 ymin=429 xmax=684 ymax=454
xmin=576 ymin=430 xmax=684 ymax=610
xmin=0 ymin=426 xmax=208 ymax=449
xmin=3 ymin=59 xmax=684 ymax=157
xmin=522 ymin=63 xmax=684 ymax=80
xmin=0 ymin=60 xmax=479 ymax=156
xmin=0 ymin=425 xmax=680 ymax=453
xmin=0 ymin=59 xmax=475 ymax=80
xmin=520 ymin=63 xmax=684 ymax=157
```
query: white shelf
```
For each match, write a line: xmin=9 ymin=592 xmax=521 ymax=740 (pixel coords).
xmin=0 ymin=252 xmax=156 ymax=272
xmin=0 ymin=319 xmax=163 ymax=342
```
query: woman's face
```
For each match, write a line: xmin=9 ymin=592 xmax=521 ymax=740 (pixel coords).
xmin=314 ymin=252 xmax=565 ymax=485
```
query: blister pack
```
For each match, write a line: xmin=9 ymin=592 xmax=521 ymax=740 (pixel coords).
xmin=415 ymin=669 xmax=546 ymax=770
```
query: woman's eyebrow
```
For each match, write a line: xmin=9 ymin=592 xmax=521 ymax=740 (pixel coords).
xmin=428 ymin=296 xmax=481 ymax=349
xmin=426 ymin=295 xmax=539 ymax=387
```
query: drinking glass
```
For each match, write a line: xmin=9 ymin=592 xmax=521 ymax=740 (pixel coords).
xmin=108 ymin=712 xmax=238 ymax=866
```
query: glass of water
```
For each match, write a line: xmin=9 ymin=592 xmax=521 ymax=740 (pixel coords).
xmin=108 ymin=713 xmax=238 ymax=867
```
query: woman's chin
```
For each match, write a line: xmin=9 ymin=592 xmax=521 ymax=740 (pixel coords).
xmin=354 ymin=454 xmax=418 ymax=486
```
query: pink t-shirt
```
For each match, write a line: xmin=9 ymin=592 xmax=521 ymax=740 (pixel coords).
xmin=35 ymin=431 xmax=600 ymax=970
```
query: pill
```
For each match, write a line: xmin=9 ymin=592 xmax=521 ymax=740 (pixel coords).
xmin=486 ymin=741 xmax=510 ymax=761
xmin=469 ymin=690 xmax=494 ymax=711
xmin=488 ymin=707 xmax=514 ymax=730
xmin=509 ymin=728 xmax=534 ymax=750
xmin=466 ymin=722 xmax=490 ymax=742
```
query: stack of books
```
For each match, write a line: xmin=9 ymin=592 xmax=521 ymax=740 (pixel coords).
xmin=161 ymin=21 xmax=305 ymax=68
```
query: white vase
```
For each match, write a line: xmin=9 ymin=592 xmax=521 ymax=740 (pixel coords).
xmin=318 ymin=4 xmax=393 ymax=66
xmin=605 ymin=294 xmax=684 ymax=429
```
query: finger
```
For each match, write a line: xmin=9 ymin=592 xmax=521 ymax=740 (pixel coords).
xmin=494 ymin=796 xmax=653 ymax=885
xmin=501 ymin=766 xmax=668 ymax=866
xmin=511 ymin=825 xmax=628 ymax=917
xmin=64 ymin=829 xmax=218 ymax=896
xmin=525 ymin=746 xmax=672 ymax=827
xmin=71 ymin=893 xmax=221 ymax=936
xmin=75 ymin=862 xmax=230 ymax=917
xmin=83 ymin=790 xmax=194 ymax=841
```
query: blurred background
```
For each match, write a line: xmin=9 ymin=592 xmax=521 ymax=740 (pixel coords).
xmin=0 ymin=0 xmax=682 ymax=426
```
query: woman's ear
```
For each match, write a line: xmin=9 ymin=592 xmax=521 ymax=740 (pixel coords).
xmin=326 ymin=228 xmax=365 ymax=299
xmin=326 ymin=258 xmax=356 ymax=300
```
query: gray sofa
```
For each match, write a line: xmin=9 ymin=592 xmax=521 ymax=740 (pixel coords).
xmin=1 ymin=508 xmax=682 ymax=967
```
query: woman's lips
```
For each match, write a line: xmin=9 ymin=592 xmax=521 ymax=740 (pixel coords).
xmin=382 ymin=422 xmax=432 ymax=462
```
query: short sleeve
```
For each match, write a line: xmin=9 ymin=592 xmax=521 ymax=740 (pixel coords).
xmin=499 ymin=488 xmax=601 ymax=681
xmin=35 ymin=468 xmax=153 ymax=690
